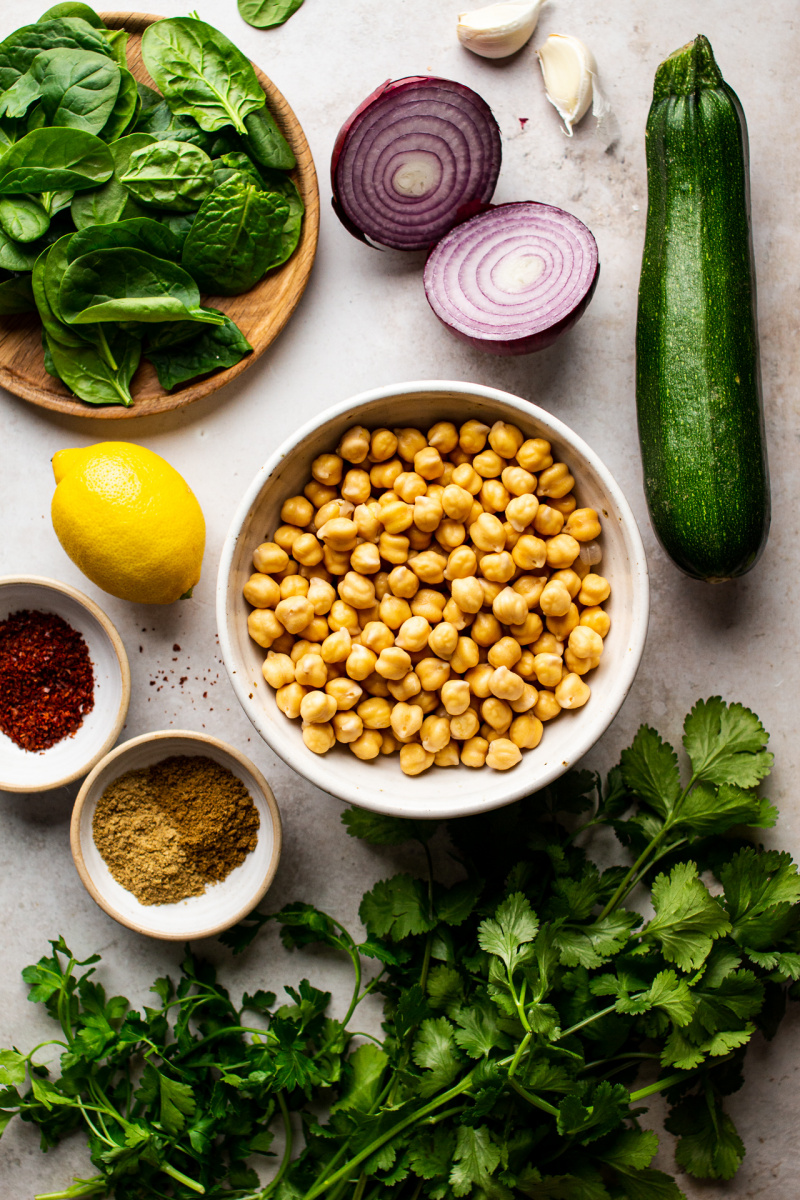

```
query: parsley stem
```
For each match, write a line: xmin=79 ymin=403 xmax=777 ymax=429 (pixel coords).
xmin=35 ymin=1181 xmax=107 ymax=1200
xmin=162 ymin=1161 xmax=206 ymax=1194
xmin=506 ymin=1077 xmax=560 ymax=1116
xmin=261 ymin=1092 xmax=292 ymax=1200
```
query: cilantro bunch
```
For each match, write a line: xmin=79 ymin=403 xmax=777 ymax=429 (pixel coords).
xmin=2 ymin=698 xmax=799 ymax=1200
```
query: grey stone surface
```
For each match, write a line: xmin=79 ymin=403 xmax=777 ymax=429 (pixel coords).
xmin=0 ymin=0 xmax=798 ymax=1194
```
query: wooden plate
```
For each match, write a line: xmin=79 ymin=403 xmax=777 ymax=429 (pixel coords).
xmin=0 ymin=12 xmax=319 ymax=419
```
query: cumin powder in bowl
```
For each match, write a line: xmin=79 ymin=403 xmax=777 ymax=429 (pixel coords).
xmin=71 ymin=731 xmax=281 ymax=940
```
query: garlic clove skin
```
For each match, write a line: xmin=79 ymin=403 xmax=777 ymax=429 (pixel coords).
xmin=457 ymin=0 xmax=546 ymax=60
xmin=536 ymin=33 xmax=597 ymax=135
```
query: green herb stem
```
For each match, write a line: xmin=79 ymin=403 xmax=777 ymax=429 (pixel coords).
xmin=161 ymin=1161 xmax=206 ymax=1194
xmin=507 ymin=1077 xmax=560 ymax=1116
xmin=261 ymin=1091 xmax=292 ymax=1200
xmin=557 ymin=1003 xmax=618 ymax=1040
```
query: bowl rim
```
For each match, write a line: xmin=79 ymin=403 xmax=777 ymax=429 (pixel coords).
xmin=216 ymin=379 xmax=650 ymax=818
xmin=0 ymin=574 xmax=131 ymax=792
xmin=70 ymin=729 xmax=283 ymax=941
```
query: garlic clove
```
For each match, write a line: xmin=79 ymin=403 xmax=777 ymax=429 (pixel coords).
xmin=536 ymin=33 xmax=598 ymax=135
xmin=457 ymin=0 xmax=546 ymax=60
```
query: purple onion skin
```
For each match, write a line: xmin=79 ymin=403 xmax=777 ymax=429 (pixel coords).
xmin=432 ymin=266 xmax=600 ymax=356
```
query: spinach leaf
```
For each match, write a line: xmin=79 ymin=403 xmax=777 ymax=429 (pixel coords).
xmin=0 ymin=19 xmax=113 ymax=90
xmin=0 ymin=115 xmax=21 ymax=148
xmin=141 ymin=17 xmax=264 ymax=135
xmin=145 ymin=310 xmax=251 ymax=389
xmin=0 ymin=194 xmax=49 ymax=241
xmin=243 ymin=105 xmax=295 ymax=170
xmin=0 ymin=271 xmax=34 ymax=313
xmin=60 ymin=245 xmax=226 ymax=323
xmin=137 ymin=82 xmax=160 ymax=112
xmin=0 ymin=127 xmax=112 ymax=194
xmin=258 ymin=167 xmax=303 ymax=267
xmin=0 ymin=226 xmax=40 ymax=269
xmin=133 ymin=98 xmax=213 ymax=151
xmin=102 ymin=28 xmax=129 ymax=69
xmin=41 ymin=187 xmax=73 ymax=216
xmin=212 ymin=150 xmax=263 ymax=189
xmin=71 ymin=131 xmax=153 ymax=228
xmin=68 ymin=215 xmax=182 ymax=261
xmin=99 ymin=66 xmax=138 ymax=142
xmin=0 ymin=72 xmax=42 ymax=120
xmin=160 ymin=210 xmax=195 ymax=251
xmin=37 ymin=4 xmax=106 ymax=29
xmin=238 ymin=0 xmax=304 ymax=30
xmin=182 ymin=175 xmax=288 ymax=294
xmin=120 ymin=139 xmax=213 ymax=212
xmin=26 ymin=48 xmax=121 ymax=134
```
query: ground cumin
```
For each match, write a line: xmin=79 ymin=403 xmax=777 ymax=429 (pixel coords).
xmin=92 ymin=755 xmax=260 ymax=905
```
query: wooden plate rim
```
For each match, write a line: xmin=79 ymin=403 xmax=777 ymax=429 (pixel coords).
xmin=0 ymin=11 xmax=319 ymax=420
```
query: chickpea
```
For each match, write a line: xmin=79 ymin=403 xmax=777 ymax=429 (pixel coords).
xmin=492 ymin=586 xmax=528 ymax=626
xmin=480 ymin=479 xmax=511 ymax=514
xmin=533 ymin=651 xmax=564 ymax=689
xmin=540 ymin=580 xmax=572 ymax=617
xmin=446 ymin=706 xmax=478 ymax=741
xmin=441 ymin=484 xmax=473 ymax=523
xmin=357 ymin=696 xmax=393 ymax=729
xmin=272 ymin=633 xmax=295 ymax=656
xmin=443 ymin=546 xmax=476 ymax=581
xmin=380 ymin=499 xmax=415 ymax=536
xmin=485 ymin=638 xmax=521 ymax=671
xmin=510 ymin=683 xmax=538 ymax=714
xmin=459 ymin=419 xmax=490 ymax=454
xmin=379 ymin=593 xmax=412 ymax=630
xmin=337 ymin=572 xmax=376 ymax=611
xmin=300 ymin=564 xmax=333 ymax=584
xmin=441 ymin=679 xmax=471 ymax=715
xmin=381 ymin=732 xmax=400 ymax=755
xmin=513 ymin=576 xmax=547 ymax=611
xmin=546 ymin=533 xmax=581 ymax=570
xmin=395 ymin=427 xmax=427 ymax=462
xmin=281 ymin=494 xmax=314 ymax=527
xmin=413 ymin=494 xmax=443 ymax=532
xmin=428 ymin=621 xmax=459 ymax=659
xmin=370 ymin=459 xmax=403 ymax=490
xmin=274 ymin=524 xmax=301 ymax=554
xmin=345 ymin=644 xmax=378 ymax=680
xmin=318 ymin=517 xmax=359 ymax=553
xmin=302 ymin=722 xmax=335 ymax=754
xmin=312 ymin=453 xmax=343 ymax=487
xmin=300 ymin=690 xmax=337 ymax=724
xmin=391 ymin=702 xmax=424 ymax=740
xmin=329 ymin=599 xmax=361 ymax=636
xmin=513 ymin=613 xmax=546 ymax=646
xmin=443 ymin=576 xmax=479 ymax=619
xmin=394 ymin=615 xmax=430 ymax=653
xmin=516 ymin=438 xmax=553 ymax=472
xmin=274 ymin=596 xmax=313 ymax=635
xmin=304 ymin=480 xmax=338 ymax=509
xmin=550 ymin=569 xmax=582 ymax=600
xmin=353 ymin=504 xmax=381 ymax=543
xmin=253 ymin=541 xmax=289 ymax=574
xmin=564 ymin=507 xmax=601 ymax=542
xmin=348 ymin=544 xmax=379 ymax=576
xmin=385 ymin=565 xmax=417 ymax=599
xmin=434 ymin=744 xmax=460 ymax=767
xmin=323 ymin=545 xmax=351 ymax=575
xmin=414 ymin=446 xmax=443 ymax=480
xmin=370 ymin=428 xmax=398 ymax=462
xmin=340 ymin=469 xmax=371 ymax=507
xmin=450 ymin=636 xmax=480 ymax=674
xmin=400 ymin=743 xmax=435 ymax=775
xmin=533 ymin=690 xmax=561 ymax=721
xmin=373 ymin=570 xmax=390 ymax=600
xmin=461 ymin=736 xmax=489 ymax=767
xmin=533 ymin=632 xmax=563 ymax=657
xmin=516 ymin=649 xmax=536 ymax=680
xmin=387 ymin=671 xmax=422 ymax=701
xmin=428 ymin=421 xmax=459 ymax=454
xmin=434 ymin=520 xmax=465 ymax=552
xmin=471 ymin=512 xmax=506 ymax=553
xmin=564 ymin=647 xmax=600 ymax=676
xmin=480 ymin=552 xmax=515 ymax=584
xmin=408 ymin=550 xmax=446 ymax=585
xmin=337 ymin=426 xmax=371 ymax=464
xmin=395 ymin=471 xmax=427 ymax=503
xmin=350 ymin=730 xmax=383 ymax=760
xmin=486 ymin=738 xmax=522 ymax=770
xmin=555 ymin=673 xmax=591 ymax=709
xmin=568 ymin=626 xmax=604 ymax=661
xmin=578 ymin=574 xmax=611 ymax=605
xmin=509 ymin=714 xmax=543 ymax=750
xmin=484 ymin=420 xmax=521 ymax=459
xmin=489 ymin=666 xmax=525 ymax=702
xmin=361 ymin=621 xmax=395 ymax=655
xmin=481 ymin=697 xmax=513 ymax=733
xmin=512 ymin=535 xmax=547 ymax=571
xmin=550 ymin=493 xmax=577 ymax=517
xmin=333 ymin=711 xmax=363 ymax=743
xmin=471 ymin=612 xmax=503 ymax=648
xmin=260 ymin=652 xmax=294 ymax=689
xmin=473 ymin=449 xmax=506 ymax=479
xmin=276 ymin=681 xmax=307 ymax=719
xmin=292 ymin=531 xmax=325 ymax=568
xmin=581 ymin=606 xmax=611 ymax=638
xmin=415 ymin=658 xmax=450 ymax=693
xmin=321 ymin=628 xmax=351 ymax=663
xmin=410 ymin=590 xmax=445 ymax=624
xmin=375 ymin=646 xmax=413 ymax=680
xmin=325 ymin=676 xmax=363 ymax=711
xmin=362 ymin=671 xmax=391 ymax=697
xmin=546 ymin=604 xmax=579 ymax=640
xmin=531 ymin=506 xmax=562 ymax=538
xmin=294 ymin=653 xmax=328 ymax=689
xmin=466 ymin=500 xmax=485 ymax=528
xmin=280 ymin=575 xmax=309 ymax=599
xmin=315 ymin=499 xmax=354 ymax=530
xmin=506 ymin=494 xmax=539 ymax=532
xmin=464 ymin=663 xmax=494 ymax=699
xmin=442 ymin=598 xmax=471 ymax=630
xmin=421 ymin=715 xmax=450 ymax=753
xmin=379 ymin=532 xmax=410 ymax=564
xmin=243 ymin=573 xmax=281 ymax=609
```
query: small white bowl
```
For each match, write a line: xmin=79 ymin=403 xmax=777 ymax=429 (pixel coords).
xmin=0 ymin=576 xmax=130 ymax=793
xmin=70 ymin=731 xmax=282 ymax=941
xmin=217 ymin=381 xmax=649 ymax=819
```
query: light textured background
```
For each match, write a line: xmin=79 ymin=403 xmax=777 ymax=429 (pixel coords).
xmin=1 ymin=0 xmax=798 ymax=1194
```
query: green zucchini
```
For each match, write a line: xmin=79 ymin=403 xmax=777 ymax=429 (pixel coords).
xmin=636 ymin=35 xmax=769 ymax=582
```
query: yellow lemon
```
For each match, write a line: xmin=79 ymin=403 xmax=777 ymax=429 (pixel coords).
xmin=51 ymin=442 xmax=206 ymax=605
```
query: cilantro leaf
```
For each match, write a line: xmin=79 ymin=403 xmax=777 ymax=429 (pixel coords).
xmin=666 ymin=1093 xmax=745 ymax=1179
xmin=610 ymin=1167 xmax=685 ymax=1199
xmin=478 ymin=893 xmax=539 ymax=971
xmin=449 ymin=1125 xmax=502 ymax=1197
xmin=556 ymin=1081 xmax=629 ymax=1143
xmin=553 ymin=912 xmax=639 ymax=969
xmin=720 ymin=848 xmax=800 ymax=950
xmin=615 ymin=970 xmax=695 ymax=1026
xmin=620 ymin=725 xmax=682 ymax=818
xmin=359 ymin=875 xmax=436 ymax=941
xmin=676 ymin=781 xmax=777 ymax=836
xmin=0 ymin=1051 xmax=26 ymax=1088
xmin=596 ymin=1127 xmax=659 ymax=1170
xmin=435 ymin=879 xmax=484 ymax=927
xmin=333 ymin=1044 xmax=388 ymax=1113
xmin=453 ymin=1002 xmax=510 ymax=1059
xmin=341 ymin=807 xmax=435 ymax=845
xmin=412 ymin=1018 xmax=462 ymax=1097
xmin=426 ymin=965 xmax=465 ymax=1015
xmin=683 ymin=698 xmax=773 ymax=788
xmin=409 ymin=1125 xmax=456 ymax=1184
xmin=643 ymin=863 xmax=731 ymax=971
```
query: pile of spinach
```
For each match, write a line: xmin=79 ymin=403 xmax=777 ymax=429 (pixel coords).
xmin=0 ymin=3 xmax=304 ymax=405
xmin=2 ymin=698 xmax=800 ymax=1199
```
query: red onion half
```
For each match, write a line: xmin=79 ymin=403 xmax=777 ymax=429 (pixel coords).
xmin=331 ymin=77 xmax=502 ymax=251
xmin=423 ymin=201 xmax=599 ymax=354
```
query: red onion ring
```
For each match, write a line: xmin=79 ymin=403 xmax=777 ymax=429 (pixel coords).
xmin=423 ymin=201 xmax=599 ymax=354
xmin=331 ymin=77 xmax=502 ymax=251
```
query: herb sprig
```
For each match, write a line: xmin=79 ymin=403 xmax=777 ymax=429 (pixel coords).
xmin=1 ymin=698 xmax=798 ymax=1200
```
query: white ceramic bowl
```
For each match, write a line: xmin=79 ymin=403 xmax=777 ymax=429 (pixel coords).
xmin=70 ymin=731 xmax=282 ymax=940
xmin=0 ymin=576 xmax=130 ymax=793
xmin=217 ymin=381 xmax=649 ymax=819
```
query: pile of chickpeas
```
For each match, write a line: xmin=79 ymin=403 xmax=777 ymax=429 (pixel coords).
xmin=243 ymin=418 xmax=611 ymax=776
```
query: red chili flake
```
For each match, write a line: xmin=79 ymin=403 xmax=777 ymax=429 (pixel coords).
xmin=519 ymin=117 xmax=529 ymax=129
xmin=0 ymin=609 xmax=95 ymax=752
